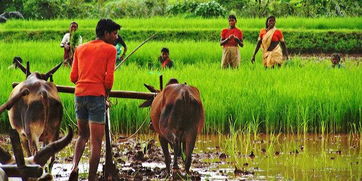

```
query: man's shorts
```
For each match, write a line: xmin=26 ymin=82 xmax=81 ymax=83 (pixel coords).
xmin=75 ymin=96 xmax=106 ymax=124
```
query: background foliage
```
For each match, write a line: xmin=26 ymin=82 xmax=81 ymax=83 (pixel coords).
xmin=1 ymin=0 xmax=361 ymax=19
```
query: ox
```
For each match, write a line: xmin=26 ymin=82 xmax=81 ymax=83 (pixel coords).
xmin=0 ymin=127 xmax=73 ymax=180
xmin=4 ymin=57 xmax=63 ymax=171
xmin=146 ymin=78 xmax=204 ymax=174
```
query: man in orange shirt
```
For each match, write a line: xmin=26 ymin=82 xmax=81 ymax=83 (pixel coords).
xmin=220 ymin=15 xmax=243 ymax=68
xmin=68 ymin=19 xmax=120 ymax=181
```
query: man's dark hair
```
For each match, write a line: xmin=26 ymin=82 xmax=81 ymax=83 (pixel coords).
xmin=265 ymin=16 xmax=275 ymax=28
xmin=332 ymin=53 xmax=341 ymax=61
xmin=96 ymin=19 xmax=121 ymax=38
xmin=161 ymin=47 xmax=169 ymax=54
xmin=228 ymin=15 xmax=237 ymax=21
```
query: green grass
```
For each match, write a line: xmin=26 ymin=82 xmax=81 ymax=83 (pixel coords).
xmin=0 ymin=40 xmax=255 ymax=66
xmin=0 ymin=40 xmax=361 ymax=134
xmin=1 ymin=17 xmax=361 ymax=31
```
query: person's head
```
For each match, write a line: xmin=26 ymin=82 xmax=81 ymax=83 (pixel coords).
xmin=161 ymin=48 xmax=169 ymax=59
xmin=228 ymin=15 xmax=237 ymax=28
xmin=69 ymin=22 xmax=78 ymax=32
xmin=331 ymin=53 xmax=341 ymax=65
xmin=265 ymin=16 xmax=276 ymax=29
xmin=96 ymin=19 xmax=121 ymax=44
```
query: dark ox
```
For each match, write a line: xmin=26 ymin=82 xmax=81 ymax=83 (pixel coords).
xmin=5 ymin=57 xmax=63 ymax=170
xmin=148 ymin=79 xmax=204 ymax=174
xmin=0 ymin=127 xmax=73 ymax=180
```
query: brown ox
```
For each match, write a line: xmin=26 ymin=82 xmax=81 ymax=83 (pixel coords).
xmin=4 ymin=57 xmax=63 ymax=171
xmin=148 ymin=79 xmax=204 ymax=174
xmin=0 ymin=127 xmax=73 ymax=180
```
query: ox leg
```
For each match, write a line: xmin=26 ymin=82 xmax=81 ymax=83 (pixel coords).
xmin=20 ymin=135 xmax=31 ymax=157
xmin=173 ymin=139 xmax=181 ymax=170
xmin=184 ymin=133 xmax=197 ymax=174
xmin=159 ymin=135 xmax=171 ymax=174
xmin=49 ymin=129 xmax=60 ymax=173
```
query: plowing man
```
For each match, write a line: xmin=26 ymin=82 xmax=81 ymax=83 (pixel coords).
xmin=68 ymin=19 xmax=120 ymax=181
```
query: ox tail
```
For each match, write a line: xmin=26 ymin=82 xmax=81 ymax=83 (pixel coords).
xmin=40 ymin=90 xmax=49 ymax=136
xmin=164 ymin=89 xmax=202 ymax=145
xmin=33 ymin=126 xmax=73 ymax=166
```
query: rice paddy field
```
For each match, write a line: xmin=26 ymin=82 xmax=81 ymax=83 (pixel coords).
xmin=0 ymin=17 xmax=361 ymax=180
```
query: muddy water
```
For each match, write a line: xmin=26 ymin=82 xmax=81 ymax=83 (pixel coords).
xmin=1 ymin=133 xmax=361 ymax=180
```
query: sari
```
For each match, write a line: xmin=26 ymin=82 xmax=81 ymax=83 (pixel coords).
xmin=260 ymin=27 xmax=284 ymax=68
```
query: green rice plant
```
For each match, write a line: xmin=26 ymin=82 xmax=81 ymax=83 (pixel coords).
xmin=0 ymin=40 xmax=361 ymax=134
xmin=1 ymin=17 xmax=361 ymax=31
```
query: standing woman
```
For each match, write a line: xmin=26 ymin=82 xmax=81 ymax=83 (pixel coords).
xmin=251 ymin=16 xmax=288 ymax=68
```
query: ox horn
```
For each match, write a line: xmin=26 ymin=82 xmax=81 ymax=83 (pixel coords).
xmin=12 ymin=57 xmax=27 ymax=75
xmin=0 ymin=146 xmax=12 ymax=164
xmin=0 ymin=88 xmax=29 ymax=114
xmin=33 ymin=126 xmax=73 ymax=166
xmin=44 ymin=62 xmax=63 ymax=81
xmin=144 ymin=83 xmax=159 ymax=93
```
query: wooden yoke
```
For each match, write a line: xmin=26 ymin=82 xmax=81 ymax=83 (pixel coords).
xmin=11 ymin=83 xmax=157 ymax=100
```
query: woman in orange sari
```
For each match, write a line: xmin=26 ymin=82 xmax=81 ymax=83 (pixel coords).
xmin=251 ymin=16 xmax=289 ymax=68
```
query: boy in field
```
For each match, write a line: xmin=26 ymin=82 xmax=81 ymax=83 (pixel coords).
xmin=220 ymin=15 xmax=243 ymax=68
xmin=159 ymin=48 xmax=173 ymax=68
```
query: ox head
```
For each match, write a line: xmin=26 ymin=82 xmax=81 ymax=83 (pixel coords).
xmin=12 ymin=57 xmax=62 ymax=82
xmin=0 ymin=126 xmax=73 ymax=166
xmin=139 ymin=78 xmax=180 ymax=108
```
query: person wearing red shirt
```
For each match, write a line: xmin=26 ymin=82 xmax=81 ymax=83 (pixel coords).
xmin=220 ymin=15 xmax=243 ymax=68
xmin=68 ymin=19 xmax=120 ymax=181
xmin=159 ymin=47 xmax=173 ymax=68
xmin=251 ymin=16 xmax=289 ymax=68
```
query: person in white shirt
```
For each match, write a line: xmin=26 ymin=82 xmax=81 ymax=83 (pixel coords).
xmin=60 ymin=22 xmax=82 ymax=66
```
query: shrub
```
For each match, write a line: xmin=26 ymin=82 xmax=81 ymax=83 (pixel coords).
xmin=167 ymin=1 xmax=199 ymax=15
xmin=23 ymin=0 xmax=65 ymax=19
xmin=194 ymin=1 xmax=227 ymax=18
xmin=63 ymin=1 xmax=98 ymax=19
xmin=103 ymin=0 xmax=167 ymax=18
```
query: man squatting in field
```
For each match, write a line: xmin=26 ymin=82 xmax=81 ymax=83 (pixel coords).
xmin=68 ymin=19 xmax=120 ymax=181
xmin=220 ymin=15 xmax=243 ymax=68
xmin=251 ymin=16 xmax=289 ymax=68
xmin=60 ymin=21 xmax=82 ymax=66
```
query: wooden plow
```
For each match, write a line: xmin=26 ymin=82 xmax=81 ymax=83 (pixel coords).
xmin=0 ymin=130 xmax=43 ymax=180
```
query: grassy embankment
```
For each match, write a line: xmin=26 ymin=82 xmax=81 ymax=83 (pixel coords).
xmin=0 ymin=40 xmax=361 ymax=134
xmin=1 ymin=17 xmax=361 ymax=54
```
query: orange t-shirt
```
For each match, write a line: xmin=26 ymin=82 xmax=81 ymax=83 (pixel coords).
xmin=70 ymin=40 xmax=116 ymax=96
xmin=259 ymin=29 xmax=284 ymax=42
xmin=221 ymin=28 xmax=243 ymax=47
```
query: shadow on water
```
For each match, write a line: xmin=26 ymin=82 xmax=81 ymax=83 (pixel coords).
xmin=1 ymin=133 xmax=361 ymax=180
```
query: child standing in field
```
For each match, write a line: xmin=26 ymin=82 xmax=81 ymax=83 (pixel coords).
xmin=220 ymin=15 xmax=243 ymax=68
xmin=159 ymin=48 xmax=173 ymax=68
xmin=60 ymin=21 xmax=82 ymax=66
